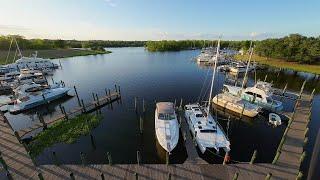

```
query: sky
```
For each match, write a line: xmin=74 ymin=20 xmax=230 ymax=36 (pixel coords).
xmin=0 ymin=0 xmax=319 ymax=40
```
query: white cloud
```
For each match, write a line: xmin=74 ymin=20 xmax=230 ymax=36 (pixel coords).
xmin=104 ymin=0 xmax=117 ymax=7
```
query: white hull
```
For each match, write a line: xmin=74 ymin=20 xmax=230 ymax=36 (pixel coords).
xmin=212 ymin=93 xmax=259 ymax=118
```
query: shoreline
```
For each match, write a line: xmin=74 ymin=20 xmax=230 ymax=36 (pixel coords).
xmin=0 ymin=48 xmax=112 ymax=65
xmin=234 ymin=54 xmax=320 ymax=75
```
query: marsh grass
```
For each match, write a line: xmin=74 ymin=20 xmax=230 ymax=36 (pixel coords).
xmin=0 ymin=49 xmax=111 ymax=65
xmin=235 ymin=55 xmax=320 ymax=74
xmin=28 ymin=114 xmax=102 ymax=157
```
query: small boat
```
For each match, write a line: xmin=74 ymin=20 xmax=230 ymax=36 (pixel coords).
xmin=9 ymin=83 xmax=70 ymax=113
xmin=155 ymin=102 xmax=179 ymax=154
xmin=269 ymin=113 xmax=281 ymax=126
xmin=212 ymin=92 xmax=260 ymax=118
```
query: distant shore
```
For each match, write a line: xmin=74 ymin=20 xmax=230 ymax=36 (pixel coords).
xmin=234 ymin=54 xmax=320 ymax=75
xmin=0 ymin=48 xmax=111 ymax=65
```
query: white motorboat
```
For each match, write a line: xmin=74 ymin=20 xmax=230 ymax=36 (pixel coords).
xmin=212 ymin=92 xmax=260 ymax=118
xmin=223 ymin=81 xmax=283 ymax=112
xmin=9 ymin=83 xmax=70 ymax=113
xmin=185 ymin=39 xmax=231 ymax=157
xmin=269 ymin=113 xmax=281 ymax=126
xmin=184 ymin=104 xmax=230 ymax=154
xmin=155 ymin=102 xmax=179 ymax=153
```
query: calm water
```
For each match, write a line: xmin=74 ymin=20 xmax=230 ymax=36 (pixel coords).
xmin=5 ymin=48 xmax=320 ymax=173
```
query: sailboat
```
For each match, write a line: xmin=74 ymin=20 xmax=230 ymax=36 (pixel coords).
xmin=155 ymin=102 xmax=179 ymax=153
xmin=185 ymin=39 xmax=231 ymax=156
xmin=212 ymin=41 xmax=260 ymax=118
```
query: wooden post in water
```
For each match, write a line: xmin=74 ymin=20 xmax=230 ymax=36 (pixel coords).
xmin=108 ymin=89 xmax=111 ymax=101
xmin=250 ymin=150 xmax=257 ymax=164
xmin=38 ymin=113 xmax=47 ymax=130
xmin=136 ymin=151 xmax=141 ymax=165
xmin=134 ymin=172 xmax=138 ymax=180
xmin=139 ymin=116 xmax=143 ymax=134
xmin=80 ymin=99 xmax=86 ymax=113
xmin=38 ymin=172 xmax=44 ymax=180
xmin=114 ymin=84 xmax=118 ymax=93
xmin=80 ymin=152 xmax=86 ymax=165
xmin=117 ymin=85 xmax=121 ymax=96
xmin=96 ymin=93 xmax=100 ymax=106
xmin=62 ymin=106 xmax=68 ymax=120
xmin=134 ymin=97 xmax=138 ymax=112
xmin=179 ymin=98 xmax=183 ymax=110
xmin=174 ymin=99 xmax=177 ymax=108
xmin=142 ymin=99 xmax=146 ymax=113
xmin=167 ymin=173 xmax=171 ymax=180
xmin=74 ymin=86 xmax=81 ymax=107
xmin=52 ymin=151 xmax=59 ymax=166
xmin=107 ymin=152 xmax=112 ymax=165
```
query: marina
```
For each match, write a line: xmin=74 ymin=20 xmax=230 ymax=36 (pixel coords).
xmin=0 ymin=47 xmax=318 ymax=179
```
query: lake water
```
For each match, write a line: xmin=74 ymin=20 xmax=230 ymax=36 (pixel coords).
xmin=5 ymin=47 xmax=320 ymax=174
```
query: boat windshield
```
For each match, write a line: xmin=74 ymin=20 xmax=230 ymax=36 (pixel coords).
xmin=200 ymin=129 xmax=216 ymax=133
xmin=158 ymin=113 xmax=175 ymax=120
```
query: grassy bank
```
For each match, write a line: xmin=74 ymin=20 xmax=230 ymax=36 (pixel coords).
xmin=28 ymin=114 xmax=102 ymax=157
xmin=234 ymin=54 xmax=320 ymax=75
xmin=0 ymin=49 xmax=111 ymax=65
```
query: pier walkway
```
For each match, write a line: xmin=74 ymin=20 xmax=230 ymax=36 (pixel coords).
xmin=179 ymin=113 xmax=207 ymax=165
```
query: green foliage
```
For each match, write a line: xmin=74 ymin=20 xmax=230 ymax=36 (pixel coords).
xmin=28 ymin=114 xmax=102 ymax=157
xmin=255 ymin=34 xmax=320 ymax=64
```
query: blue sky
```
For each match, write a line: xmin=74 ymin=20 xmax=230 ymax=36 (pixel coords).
xmin=0 ymin=0 xmax=319 ymax=40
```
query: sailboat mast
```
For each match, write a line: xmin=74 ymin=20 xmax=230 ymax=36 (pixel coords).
xmin=207 ymin=39 xmax=220 ymax=114
xmin=241 ymin=40 xmax=253 ymax=90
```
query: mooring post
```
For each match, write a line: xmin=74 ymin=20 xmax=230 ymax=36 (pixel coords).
xmin=134 ymin=97 xmax=138 ymax=112
xmin=232 ymin=172 xmax=239 ymax=180
xmin=114 ymin=84 xmax=118 ymax=93
xmin=139 ymin=116 xmax=143 ymax=134
xmin=142 ymin=98 xmax=145 ymax=113
xmin=80 ymin=152 xmax=86 ymax=166
xmin=117 ymin=85 xmax=121 ymax=95
xmin=166 ymin=152 xmax=169 ymax=165
xmin=38 ymin=172 xmax=44 ymax=180
xmin=179 ymin=98 xmax=183 ymax=110
xmin=52 ymin=151 xmax=59 ymax=166
xmin=92 ymin=92 xmax=96 ymax=102
xmin=107 ymin=152 xmax=112 ymax=165
xmin=265 ymin=173 xmax=272 ymax=180
xmin=59 ymin=59 xmax=62 ymax=68
xmin=174 ymin=99 xmax=177 ymax=108
xmin=74 ymin=86 xmax=81 ymax=107
xmin=96 ymin=93 xmax=100 ymax=106
xmin=134 ymin=172 xmax=138 ymax=180
xmin=79 ymin=99 xmax=86 ymax=113
xmin=90 ymin=134 xmax=95 ymax=148
xmin=137 ymin=151 xmax=141 ymax=165
xmin=100 ymin=173 xmax=105 ymax=180
xmin=62 ymin=106 xmax=68 ymax=120
xmin=108 ymin=89 xmax=111 ymax=101
xmin=70 ymin=172 xmax=75 ymax=180
xmin=250 ymin=150 xmax=257 ymax=164
xmin=38 ymin=113 xmax=47 ymax=130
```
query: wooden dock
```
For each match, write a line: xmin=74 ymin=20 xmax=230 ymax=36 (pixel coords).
xmin=17 ymin=89 xmax=121 ymax=138
xmin=272 ymin=93 xmax=313 ymax=178
xmin=179 ymin=113 xmax=207 ymax=165
xmin=0 ymin=114 xmax=38 ymax=179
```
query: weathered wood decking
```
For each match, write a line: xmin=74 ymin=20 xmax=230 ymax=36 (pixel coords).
xmin=0 ymin=115 xmax=37 ymax=179
xmin=0 ymin=92 xmax=313 ymax=179
xmin=16 ymin=91 xmax=121 ymax=138
xmin=274 ymin=93 xmax=312 ymax=177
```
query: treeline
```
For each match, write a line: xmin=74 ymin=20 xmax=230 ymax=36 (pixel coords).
xmin=146 ymin=34 xmax=320 ymax=64
xmin=0 ymin=35 xmax=145 ymax=51
xmin=255 ymin=34 xmax=320 ymax=64
xmin=145 ymin=40 xmax=251 ymax=52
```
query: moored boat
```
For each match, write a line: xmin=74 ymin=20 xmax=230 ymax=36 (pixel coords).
xmin=155 ymin=102 xmax=179 ymax=153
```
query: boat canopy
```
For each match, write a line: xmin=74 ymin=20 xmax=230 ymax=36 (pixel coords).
xmin=156 ymin=102 xmax=174 ymax=114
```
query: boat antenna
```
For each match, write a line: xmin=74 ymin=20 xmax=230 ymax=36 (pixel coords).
xmin=207 ymin=37 xmax=220 ymax=116
xmin=240 ymin=39 xmax=254 ymax=91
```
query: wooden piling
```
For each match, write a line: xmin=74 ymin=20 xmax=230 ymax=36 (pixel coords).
xmin=52 ymin=151 xmax=59 ymax=166
xmin=100 ymin=173 xmax=105 ymax=180
xmin=114 ymin=84 xmax=118 ymax=92
xmin=74 ymin=86 xmax=81 ymax=107
xmin=137 ymin=151 xmax=141 ymax=165
xmin=81 ymin=99 xmax=86 ymax=112
xmin=80 ymin=152 xmax=86 ymax=165
xmin=107 ymin=152 xmax=112 ymax=165
xmin=139 ymin=116 xmax=143 ymax=134
xmin=96 ymin=93 xmax=100 ymax=106
xmin=179 ymin=98 xmax=183 ymax=110
xmin=38 ymin=113 xmax=47 ymax=130
xmin=142 ymin=99 xmax=145 ymax=113
xmin=134 ymin=172 xmax=138 ymax=180
xmin=92 ymin=93 xmax=96 ymax=101
xmin=250 ymin=150 xmax=257 ymax=164
xmin=265 ymin=173 xmax=272 ymax=180
xmin=167 ymin=172 xmax=171 ymax=180
xmin=38 ymin=172 xmax=44 ymax=180
xmin=135 ymin=97 xmax=138 ymax=112
xmin=62 ymin=106 xmax=68 ymax=120
xmin=174 ymin=99 xmax=177 ymax=108
xmin=70 ymin=172 xmax=75 ymax=180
